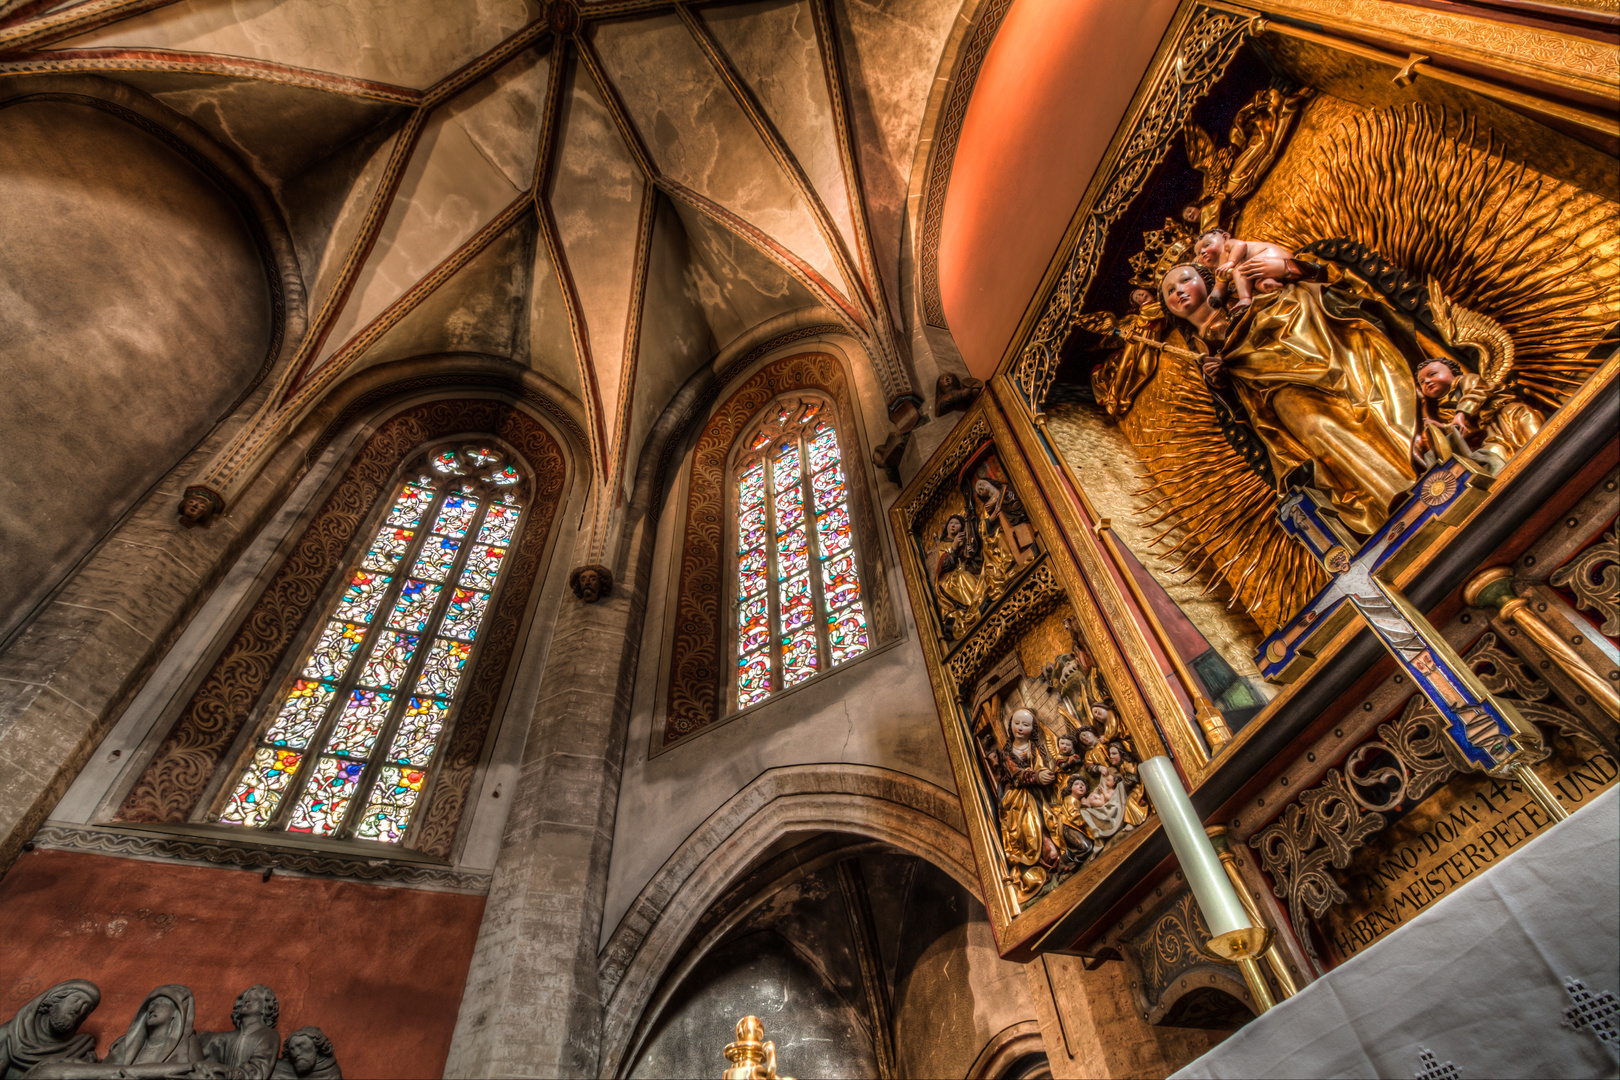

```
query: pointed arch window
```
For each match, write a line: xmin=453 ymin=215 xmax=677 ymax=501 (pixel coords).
xmin=218 ymin=443 xmax=528 ymax=845
xmin=732 ymin=396 xmax=869 ymax=709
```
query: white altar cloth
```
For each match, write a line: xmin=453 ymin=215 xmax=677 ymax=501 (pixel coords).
xmin=1173 ymin=784 xmax=1619 ymax=1080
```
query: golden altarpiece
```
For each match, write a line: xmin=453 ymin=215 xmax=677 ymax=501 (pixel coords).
xmin=892 ymin=1 xmax=1618 ymax=1029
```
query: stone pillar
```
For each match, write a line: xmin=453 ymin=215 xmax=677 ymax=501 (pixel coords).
xmin=1027 ymin=954 xmax=1223 ymax=1078
xmin=445 ymin=507 xmax=654 ymax=1078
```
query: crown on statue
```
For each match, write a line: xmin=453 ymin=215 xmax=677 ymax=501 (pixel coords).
xmin=1129 ymin=218 xmax=1198 ymax=292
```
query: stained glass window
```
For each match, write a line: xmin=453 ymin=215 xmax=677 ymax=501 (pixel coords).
xmin=731 ymin=397 xmax=868 ymax=708
xmin=218 ymin=443 xmax=527 ymax=846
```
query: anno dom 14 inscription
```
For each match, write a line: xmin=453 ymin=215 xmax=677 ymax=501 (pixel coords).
xmin=1322 ymin=735 xmax=1617 ymax=962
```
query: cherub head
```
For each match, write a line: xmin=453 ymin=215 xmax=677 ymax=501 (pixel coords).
xmin=1417 ymin=357 xmax=1463 ymax=400
xmin=1192 ymin=229 xmax=1230 ymax=269
xmin=1068 ymin=775 xmax=1089 ymax=800
xmin=1056 ymin=733 xmax=1076 ymax=758
xmin=1077 ymin=729 xmax=1101 ymax=749
xmin=1129 ymin=287 xmax=1154 ymax=310
xmin=1160 ymin=263 xmax=1215 ymax=319
xmin=1090 ymin=703 xmax=1113 ymax=726
xmin=1008 ymin=708 xmax=1036 ymax=741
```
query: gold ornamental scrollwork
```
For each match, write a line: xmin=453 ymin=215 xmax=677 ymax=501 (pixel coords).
xmin=945 ymin=561 xmax=1065 ymax=690
xmin=1013 ymin=8 xmax=1251 ymax=405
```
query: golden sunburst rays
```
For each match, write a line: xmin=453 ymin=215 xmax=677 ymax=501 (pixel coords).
xmin=1266 ymin=106 xmax=1619 ymax=411
xmin=1128 ymin=354 xmax=1326 ymax=634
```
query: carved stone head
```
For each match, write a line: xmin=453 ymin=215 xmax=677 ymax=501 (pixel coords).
xmin=232 ymin=985 xmax=279 ymax=1031
xmin=179 ymin=487 xmax=222 ymax=528
xmin=282 ymin=1026 xmax=337 ymax=1078
xmin=37 ymin=980 xmax=100 ymax=1039
xmin=569 ymin=564 xmax=613 ymax=604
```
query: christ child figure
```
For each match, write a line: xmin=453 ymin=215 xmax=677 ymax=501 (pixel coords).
xmin=1191 ymin=228 xmax=1299 ymax=312
xmin=1413 ymin=357 xmax=1543 ymax=470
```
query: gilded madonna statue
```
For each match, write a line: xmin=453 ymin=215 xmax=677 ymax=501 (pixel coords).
xmin=1160 ymin=258 xmax=1423 ymax=535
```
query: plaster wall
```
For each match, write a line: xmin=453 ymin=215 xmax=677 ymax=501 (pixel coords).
xmin=937 ymin=0 xmax=1180 ymax=377
xmin=0 ymin=98 xmax=272 ymax=641
xmin=0 ymin=848 xmax=481 ymax=1079
xmin=602 ymin=341 xmax=955 ymax=948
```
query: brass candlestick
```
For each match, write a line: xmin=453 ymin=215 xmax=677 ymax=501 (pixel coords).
xmin=722 ymin=1016 xmax=793 ymax=1080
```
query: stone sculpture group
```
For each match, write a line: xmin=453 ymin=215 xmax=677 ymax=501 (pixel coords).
xmin=0 ymin=981 xmax=339 ymax=1079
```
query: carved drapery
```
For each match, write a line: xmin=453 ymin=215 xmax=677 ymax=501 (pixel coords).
xmin=118 ymin=400 xmax=567 ymax=860
xmin=662 ymin=353 xmax=895 ymax=748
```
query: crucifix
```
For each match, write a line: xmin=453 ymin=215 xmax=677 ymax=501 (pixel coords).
xmin=1256 ymin=458 xmax=1570 ymax=823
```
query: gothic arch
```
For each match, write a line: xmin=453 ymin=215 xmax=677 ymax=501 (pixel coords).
xmin=595 ymin=764 xmax=975 ymax=1078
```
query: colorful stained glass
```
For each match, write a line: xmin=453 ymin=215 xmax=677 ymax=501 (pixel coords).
xmin=440 ymin=588 xmax=489 ymax=640
xmin=821 ymin=553 xmax=862 ymax=609
xmin=264 ymin=680 xmax=335 ymax=748
xmin=362 ymin=527 xmax=415 ymax=572
xmin=489 ymin=463 xmax=520 ymax=486
xmin=387 ymin=697 xmax=449 ymax=764
xmin=411 ymin=536 xmax=461 ymax=581
xmin=828 ymin=605 xmax=869 ymax=664
xmin=781 ymin=627 xmax=819 ymax=685
xmin=431 ymin=496 xmax=478 ymax=539
xmin=333 ymin=571 xmax=391 ymax=624
xmin=432 ymin=450 xmax=460 ymax=474
xmin=387 ymin=484 xmax=434 ymax=528
xmin=738 ymin=548 xmax=768 ymax=597
xmin=287 ymin=756 xmax=365 ymax=835
xmin=737 ymin=653 xmax=771 ymax=706
xmin=811 ymin=462 xmax=846 ymax=508
xmin=772 ymin=442 xmax=801 ymax=497
xmin=353 ymin=765 xmax=429 ymax=843
xmin=389 ymin=579 xmax=441 ymax=632
xmin=739 ymin=463 xmax=766 ymax=510
xmin=477 ymin=502 xmax=520 ymax=546
xmin=358 ymin=631 xmax=419 ymax=688
xmin=459 ymin=544 xmax=506 ymax=591
xmin=796 ymin=399 xmax=824 ymax=425
xmin=774 ymin=484 xmax=805 ymax=533
xmin=807 ymin=423 xmax=840 ymax=474
xmin=416 ymin=639 xmax=472 ymax=697
xmin=779 ymin=574 xmax=814 ymax=632
xmin=327 ymin=688 xmax=393 ymax=757
xmin=814 ymin=504 xmax=852 ymax=556
xmin=738 ymin=596 xmax=770 ymax=653
xmin=776 ymin=528 xmax=808 ymax=580
xmin=302 ymin=622 xmax=364 ymax=680
xmin=218 ymin=748 xmax=302 ymax=828
xmin=748 ymin=428 xmax=773 ymax=451
xmin=738 ymin=505 xmax=768 ymax=554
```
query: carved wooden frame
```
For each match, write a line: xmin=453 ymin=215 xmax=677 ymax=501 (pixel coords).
xmin=116 ymin=398 xmax=569 ymax=861
xmin=890 ymin=392 xmax=1172 ymax=959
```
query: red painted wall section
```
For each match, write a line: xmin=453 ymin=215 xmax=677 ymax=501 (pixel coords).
xmin=0 ymin=849 xmax=483 ymax=1079
xmin=938 ymin=0 xmax=1180 ymax=379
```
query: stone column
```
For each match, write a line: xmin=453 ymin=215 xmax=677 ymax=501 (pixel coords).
xmin=1027 ymin=954 xmax=1223 ymax=1078
xmin=445 ymin=509 xmax=654 ymax=1078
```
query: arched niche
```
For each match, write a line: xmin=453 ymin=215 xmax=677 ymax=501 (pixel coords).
xmin=0 ymin=89 xmax=279 ymax=635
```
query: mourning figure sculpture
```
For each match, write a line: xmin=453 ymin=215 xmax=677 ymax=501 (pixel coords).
xmin=0 ymin=981 xmax=100 ymax=1077
xmin=29 ymin=984 xmax=202 ymax=1077
xmin=270 ymin=1028 xmax=340 ymax=1080
xmin=197 ymin=986 xmax=280 ymax=1080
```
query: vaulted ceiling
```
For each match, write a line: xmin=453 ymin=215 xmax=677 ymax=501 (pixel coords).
xmin=0 ymin=0 xmax=962 ymax=496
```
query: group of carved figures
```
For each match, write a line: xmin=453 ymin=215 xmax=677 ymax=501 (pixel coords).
xmin=0 ymin=982 xmax=339 ymax=1079
xmin=978 ymin=629 xmax=1150 ymax=904
xmin=924 ymin=454 xmax=1038 ymax=639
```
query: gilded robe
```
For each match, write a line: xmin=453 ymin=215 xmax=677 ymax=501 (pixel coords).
xmin=1218 ymin=277 xmax=1421 ymax=534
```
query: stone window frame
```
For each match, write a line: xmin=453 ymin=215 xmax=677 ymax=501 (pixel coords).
xmin=113 ymin=399 xmax=569 ymax=862
xmin=659 ymin=352 xmax=899 ymax=751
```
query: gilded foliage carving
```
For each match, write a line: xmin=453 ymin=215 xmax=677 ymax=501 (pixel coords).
xmin=663 ymin=353 xmax=895 ymax=746
xmin=946 ymin=563 xmax=1063 ymax=689
xmin=119 ymin=400 xmax=566 ymax=854
xmin=1550 ymin=529 xmax=1619 ymax=637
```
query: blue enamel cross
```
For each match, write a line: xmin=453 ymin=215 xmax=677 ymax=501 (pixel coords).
xmin=1255 ymin=459 xmax=1564 ymax=816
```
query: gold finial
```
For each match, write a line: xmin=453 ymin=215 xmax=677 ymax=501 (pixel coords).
xmin=722 ymin=1016 xmax=793 ymax=1080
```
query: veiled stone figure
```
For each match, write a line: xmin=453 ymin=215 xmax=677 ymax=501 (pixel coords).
xmin=270 ymin=1028 xmax=340 ymax=1080
xmin=198 ymin=986 xmax=279 ymax=1080
xmin=101 ymin=985 xmax=200 ymax=1072
xmin=0 ymin=980 xmax=99 ymax=1077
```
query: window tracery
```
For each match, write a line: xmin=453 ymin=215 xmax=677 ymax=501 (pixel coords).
xmin=218 ymin=443 xmax=527 ymax=845
xmin=732 ymin=397 xmax=869 ymax=709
